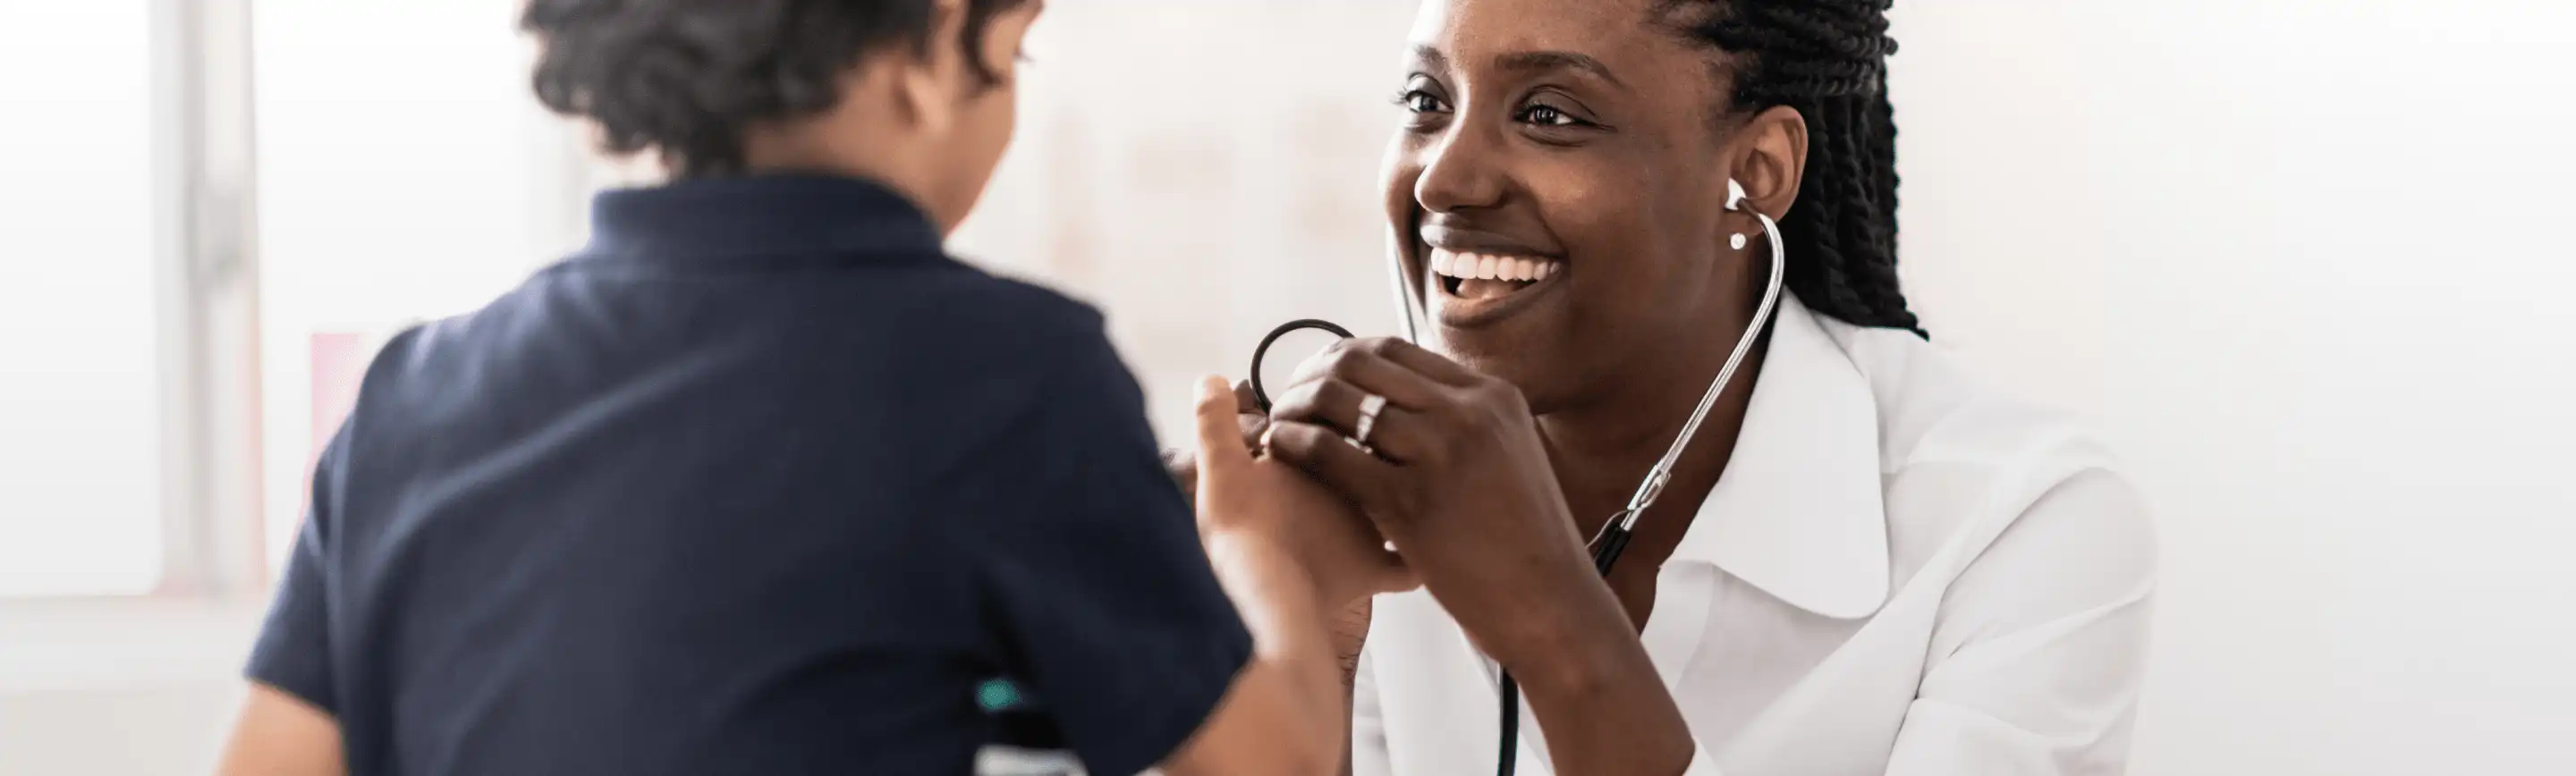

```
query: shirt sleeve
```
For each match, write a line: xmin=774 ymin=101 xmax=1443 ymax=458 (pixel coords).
xmin=1885 ymin=469 xmax=2158 ymax=775
xmin=970 ymin=329 xmax=1254 ymax=776
xmin=244 ymin=426 xmax=350 ymax=714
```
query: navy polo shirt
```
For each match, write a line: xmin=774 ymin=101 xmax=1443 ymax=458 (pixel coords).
xmin=247 ymin=174 xmax=1250 ymax=775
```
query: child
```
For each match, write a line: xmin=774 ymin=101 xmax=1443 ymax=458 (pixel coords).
xmin=216 ymin=2 xmax=1403 ymax=774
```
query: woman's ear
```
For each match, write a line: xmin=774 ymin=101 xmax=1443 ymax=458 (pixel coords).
xmin=1728 ymin=105 xmax=1809 ymax=224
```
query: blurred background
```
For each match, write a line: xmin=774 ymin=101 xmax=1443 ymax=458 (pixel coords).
xmin=2 ymin=0 xmax=2572 ymax=773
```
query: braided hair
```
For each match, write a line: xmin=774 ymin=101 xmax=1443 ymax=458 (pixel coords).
xmin=1661 ymin=0 xmax=1922 ymax=334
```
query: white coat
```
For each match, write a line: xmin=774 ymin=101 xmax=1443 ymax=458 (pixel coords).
xmin=1352 ymin=294 xmax=2158 ymax=776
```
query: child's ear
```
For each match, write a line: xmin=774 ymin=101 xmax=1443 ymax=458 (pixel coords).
xmin=894 ymin=0 xmax=967 ymax=132
xmin=895 ymin=63 xmax=954 ymax=134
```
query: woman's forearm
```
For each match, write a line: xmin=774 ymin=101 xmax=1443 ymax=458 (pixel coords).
xmin=1510 ymin=596 xmax=1696 ymax=775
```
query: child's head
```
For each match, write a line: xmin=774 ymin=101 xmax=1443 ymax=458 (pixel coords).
xmin=524 ymin=0 xmax=1042 ymax=232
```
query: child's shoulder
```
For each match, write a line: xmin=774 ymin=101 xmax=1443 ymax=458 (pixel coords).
xmin=908 ymin=264 xmax=1123 ymax=368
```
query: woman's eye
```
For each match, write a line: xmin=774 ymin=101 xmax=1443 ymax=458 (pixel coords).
xmin=1394 ymin=89 xmax=1450 ymax=114
xmin=1520 ymin=105 xmax=1579 ymax=127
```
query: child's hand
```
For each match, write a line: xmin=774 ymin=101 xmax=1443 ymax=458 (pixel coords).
xmin=1190 ymin=376 xmax=1412 ymax=608
xmin=1160 ymin=382 xmax=1267 ymax=501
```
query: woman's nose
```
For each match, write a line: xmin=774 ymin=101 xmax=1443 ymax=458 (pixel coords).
xmin=1412 ymin=122 xmax=1507 ymax=214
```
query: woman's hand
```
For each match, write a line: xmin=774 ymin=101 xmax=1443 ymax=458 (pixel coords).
xmin=1262 ymin=342 xmax=1695 ymax=775
xmin=1191 ymin=376 xmax=1412 ymax=610
xmin=1259 ymin=339 xmax=1628 ymax=670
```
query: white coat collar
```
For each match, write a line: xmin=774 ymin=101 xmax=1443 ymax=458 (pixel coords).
xmin=1665 ymin=292 xmax=1889 ymax=620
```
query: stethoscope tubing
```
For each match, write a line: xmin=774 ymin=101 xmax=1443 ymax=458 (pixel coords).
xmin=1247 ymin=318 xmax=1357 ymax=413
xmin=1250 ymin=212 xmax=1786 ymax=776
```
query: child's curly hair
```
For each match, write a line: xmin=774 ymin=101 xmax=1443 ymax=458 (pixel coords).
xmin=522 ymin=0 xmax=1029 ymax=177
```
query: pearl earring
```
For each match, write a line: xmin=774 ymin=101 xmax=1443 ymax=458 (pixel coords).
xmin=1726 ymin=179 xmax=1750 ymax=250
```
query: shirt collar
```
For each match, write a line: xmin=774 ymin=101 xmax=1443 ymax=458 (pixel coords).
xmin=584 ymin=173 xmax=945 ymax=261
xmin=1667 ymin=291 xmax=1891 ymax=620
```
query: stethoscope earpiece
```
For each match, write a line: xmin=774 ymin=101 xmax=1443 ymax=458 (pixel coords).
xmin=1727 ymin=179 xmax=1752 ymax=249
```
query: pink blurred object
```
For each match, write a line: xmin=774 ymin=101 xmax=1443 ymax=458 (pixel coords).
xmin=304 ymin=332 xmax=372 ymax=503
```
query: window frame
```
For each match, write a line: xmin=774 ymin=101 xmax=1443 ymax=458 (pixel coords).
xmin=150 ymin=0 xmax=271 ymax=603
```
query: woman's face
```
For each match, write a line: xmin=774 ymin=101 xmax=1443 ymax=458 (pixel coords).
xmin=1383 ymin=0 xmax=1753 ymax=412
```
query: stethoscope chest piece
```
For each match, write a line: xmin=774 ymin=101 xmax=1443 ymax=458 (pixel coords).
xmin=1248 ymin=318 xmax=1355 ymax=413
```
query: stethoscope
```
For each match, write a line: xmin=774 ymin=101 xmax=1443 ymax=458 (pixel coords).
xmin=1248 ymin=181 xmax=1785 ymax=776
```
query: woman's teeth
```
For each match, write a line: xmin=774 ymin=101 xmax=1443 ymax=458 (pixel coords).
xmin=1429 ymin=249 xmax=1561 ymax=283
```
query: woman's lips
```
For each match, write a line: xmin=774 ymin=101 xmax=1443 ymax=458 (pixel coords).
xmin=1426 ymin=247 xmax=1564 ymax=326
xmin=1431 ymin=249 xmax=1561 ymax=283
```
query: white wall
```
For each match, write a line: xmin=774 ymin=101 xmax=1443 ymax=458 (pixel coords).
xmin=1888 ymin=1 xmax=2576 ymax=773
xmin=0 ymin=0 xmax=167 ymax=599
xmin=953 ymin=1 xmax=1426 ymax=435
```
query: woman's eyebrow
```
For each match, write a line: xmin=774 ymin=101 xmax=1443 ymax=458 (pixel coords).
xmin=1494 ymin=50 xmax=1625 ymax=89
xmin=1410 ymin=44 xmax=1449 ymax=72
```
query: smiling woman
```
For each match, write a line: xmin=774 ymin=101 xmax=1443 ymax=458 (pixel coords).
xmin=1382 ymin=0 xmax=1915 ymax=401
xmin=1253 ymin=0 xmax=2159 ymax=774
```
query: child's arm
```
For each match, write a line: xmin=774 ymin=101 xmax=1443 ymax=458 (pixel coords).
xmin=217 ymin=684 xmax=345 ymax=776
xmin=1161 ymin=377 xmax=1409 ymax=776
